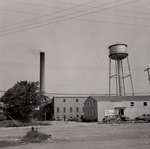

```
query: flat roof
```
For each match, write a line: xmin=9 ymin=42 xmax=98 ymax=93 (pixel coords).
xmin=53 ymin=96 xmax=88 ymax=98
xmin=90 ymin=96 xmax=150 ymax=102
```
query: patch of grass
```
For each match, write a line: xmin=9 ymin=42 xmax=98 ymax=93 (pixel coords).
xmin=0 ymin=140 xmax=19 ymax=148
xmin=0 ymin=120 xmax=51 ymax=127
xmin=0 ymin=120 xmax=20 ymax=127
xmin=21 ymin=127 xmax=51 ymax=143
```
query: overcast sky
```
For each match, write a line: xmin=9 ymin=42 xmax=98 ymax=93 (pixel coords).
xmin=0 ymin=0 xmax=150 ymax=95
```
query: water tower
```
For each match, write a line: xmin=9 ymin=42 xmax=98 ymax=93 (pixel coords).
xmin=108 ymin=43 xmax=134 ymax=96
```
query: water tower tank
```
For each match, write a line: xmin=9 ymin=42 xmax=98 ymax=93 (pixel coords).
xmin=109 ymin=43 xmax=128 ymax=60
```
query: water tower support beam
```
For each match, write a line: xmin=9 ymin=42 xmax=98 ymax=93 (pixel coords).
xmin=115 ymin=60 xmax=118 ymax=96
xmin=121 ymin=60 xmax=126 ymax=96
xmin=117 ymin=60 xmax=124 ymax=96
xmin=127 ymin=57 xmax=134 ymax=96
xmin=109 ymin=58 xmax=111 ymax=96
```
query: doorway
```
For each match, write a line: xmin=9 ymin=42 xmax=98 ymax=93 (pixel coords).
xmin=115 ymin=107 xmax=125 ymax=116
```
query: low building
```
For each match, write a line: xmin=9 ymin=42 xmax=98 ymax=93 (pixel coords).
xmin=83 ymin=96 xmax=150 ymax=121
xmin=54 ymin=96 xmax=87 ymax=121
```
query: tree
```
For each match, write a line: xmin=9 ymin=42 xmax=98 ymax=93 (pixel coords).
xmin=1 ymin=81 xmax=47 ymax=122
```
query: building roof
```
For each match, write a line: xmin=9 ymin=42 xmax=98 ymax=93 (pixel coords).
xmin=53 ymin=96 xmax=88 ymax=98
xmin=90 ymin=96 xmax=150 ymax=102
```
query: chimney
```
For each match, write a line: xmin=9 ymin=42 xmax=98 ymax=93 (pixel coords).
xmin=40 ymin=52 xmax=45 ymax=94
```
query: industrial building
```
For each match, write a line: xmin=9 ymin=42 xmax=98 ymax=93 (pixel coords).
xmin=33 ymin=43 xmax=150 ymax=122
xmin=83 ymin=96 xmax=150 ymax=122
xmin=53 ymin=96 xmax=87 ymax=121
xmin=83 ymin=44 xmax=150 ymax=122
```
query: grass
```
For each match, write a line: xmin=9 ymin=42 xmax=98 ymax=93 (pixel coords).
xmin=0 ymin=120 xmax=51 ymax=127
xmin=21 ymin=127 xmax=51 ymax=143
xmin=0 ymin=127 xmax=51 ymax=148
xmin=0 ymin=140 xmax=19 ymax=148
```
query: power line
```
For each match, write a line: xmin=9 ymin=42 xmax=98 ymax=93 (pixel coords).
xmin=0 ymin=90 xmax=150 ymax=96
xmin=0 ymin=8 xmax=46 ymax=16
xmin=77 ymin=18 xmax=150 ymax=28
xmin=45 ymin=92 xmax=150 ymax=96
xmin=95 ymin=13 xmax=150 ymax=21
xmin=0 ymin=0 xmax=138 ymax=36
xmin=16 ymin=1 xmax=67 ymax=10
xmin=0 ymin=0 xmax=100 ymax=31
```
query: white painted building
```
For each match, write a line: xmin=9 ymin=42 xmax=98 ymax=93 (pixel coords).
xmin=83 ymin=96 xmax=150 ymax=121
xmin=54 ymin=96 xmax=87 ymax=121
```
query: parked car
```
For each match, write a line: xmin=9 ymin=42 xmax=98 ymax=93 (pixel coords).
xmin=102 ymin=115 xmax=129 ymax=123
xmin=135 ymin=114 xmax=150 ymax=122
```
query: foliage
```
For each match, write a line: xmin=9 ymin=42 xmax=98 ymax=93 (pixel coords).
xmin=1 ymin=81 xmax=48 ymax=122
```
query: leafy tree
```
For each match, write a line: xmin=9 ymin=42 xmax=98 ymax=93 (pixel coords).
xmin=1 ymin=81 xmax=47 ymax=122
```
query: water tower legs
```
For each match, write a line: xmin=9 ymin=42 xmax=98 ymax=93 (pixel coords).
xmin=109 ymin=57 xmax=134 ymax=96
xmin=117 ymin=60 xmax=124 ymax=96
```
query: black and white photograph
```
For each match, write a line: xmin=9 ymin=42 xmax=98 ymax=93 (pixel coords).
xmin=0 ymin=0 xmax=150 ymax=149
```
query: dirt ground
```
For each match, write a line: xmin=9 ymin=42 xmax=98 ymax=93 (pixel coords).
xmin=0 ymin=121 xmax=150 ymax=149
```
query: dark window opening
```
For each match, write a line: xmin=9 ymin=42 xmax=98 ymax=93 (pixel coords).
xmin=63 ymin=107 xmax=66 ymax=112
xmin=64 ymin=115 xmax=66 ymax=121
xmin=144 ymin=102 xmax=148 ymax=106
xmin=57 ymin=107 xmax=59 ymax=112
xmin=70 ymin=107 xmax=72 ymax=113
xmin=130 ymin=102 xmax=134 ymax=106
xmin=119 ymin=109 xmax=124 ymax=116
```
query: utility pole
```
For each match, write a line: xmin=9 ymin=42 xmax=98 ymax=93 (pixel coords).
xmin=144 ymin=67 xmax=150 ymax=84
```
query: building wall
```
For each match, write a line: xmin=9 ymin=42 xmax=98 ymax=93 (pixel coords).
xmin=54 ymin=97 xmax=87 ymax=121
xmin=97 ymin=100 xmax=150 ymax=121
xmin=83 ymin=97 xmax=97 ymax=121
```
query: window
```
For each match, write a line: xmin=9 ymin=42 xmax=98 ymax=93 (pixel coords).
xmin=63 ymin=99 xmax=66 ymax=102
xmin=57 ymin=107 xmax=59 ymax=112
xmin=70 ymin=107 xmax=72 ymax=113
xmin=76 ymin=98 xmax=78 ymax=102
xmin=64 ymin=115 xmax=66 ymax=121
xmin=144 ymin=102 xmax=148 ymax=106
xmin=63 ymin=107 xmax=66 ymax=113
xmin=130 ymin=102 xmax=134 ymax=106
xmin=76 ymin=107 xmax=79 ymax=112
xmin=76 ymin=114 xmax=79 ymax=118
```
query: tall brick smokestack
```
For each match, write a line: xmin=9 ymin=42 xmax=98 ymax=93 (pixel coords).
xmin=40 ymin=52 xmax=45 ymax=93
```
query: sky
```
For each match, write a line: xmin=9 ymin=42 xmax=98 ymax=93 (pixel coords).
xmin=0 ymin=0 xmax=150 ymax=95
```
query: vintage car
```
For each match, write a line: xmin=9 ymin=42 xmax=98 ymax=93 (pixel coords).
xmin=102 ymin=115 xmax=129 ymax=123
xmin=135 ymin=114 xmax=150 ymax=122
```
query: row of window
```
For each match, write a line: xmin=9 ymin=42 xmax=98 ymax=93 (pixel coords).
xmin=130 ymin=102 xmax=148 ymax=107
xmin=56 ymin=107 xmax=80 ymax=113
xmin=56 ymin=114 xmax=80 ymax=120
xmin=63 ymin=98 xmax=79 ymax=102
